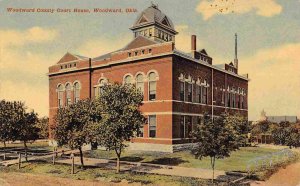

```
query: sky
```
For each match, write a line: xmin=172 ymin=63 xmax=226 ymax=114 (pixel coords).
xmin=0 ymin=0 xmax=299 ymax=121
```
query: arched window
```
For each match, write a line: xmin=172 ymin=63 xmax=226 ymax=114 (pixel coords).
xmin=57 ymin=84 xmax=64 ymax=108
xmin=74 ymin=82 xmax=80 ymax=103
xmin=136 ymin=74 xmax=144 ymax=94
xmin=148 ymin=72 xmax=157 ymax=101
xmin=124 ymin=75 xmax=133 ymax=84
xmin=65 ymin=83 xmax=72 ymax=106
xmin=94 ymin=78 xmax=107 ymax=98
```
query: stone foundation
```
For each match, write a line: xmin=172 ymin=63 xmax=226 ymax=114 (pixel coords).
xmin=128 ymin=142 xmax=197 ymax=153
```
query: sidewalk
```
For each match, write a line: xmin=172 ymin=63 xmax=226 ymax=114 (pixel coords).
xmin=1 ymin=150 xmax=226 ymax=180
xmin=56 ymin=156 xmax=226 ymax=180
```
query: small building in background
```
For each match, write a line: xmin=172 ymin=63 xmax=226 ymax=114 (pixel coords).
xmin=260 ymin=109 xmax=297 ymax=124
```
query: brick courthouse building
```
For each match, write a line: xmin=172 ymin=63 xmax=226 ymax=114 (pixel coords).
xmin=48 ymin=4 xmax=249 ymax=152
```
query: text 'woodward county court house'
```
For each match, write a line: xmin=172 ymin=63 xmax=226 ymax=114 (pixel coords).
xmin=48 ymin=4 xmax=249 ymax=152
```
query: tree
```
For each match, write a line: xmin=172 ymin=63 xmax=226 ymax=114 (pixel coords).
xmin=0 ymin=100 xmax=11 ymax=147
xmin=0 ymin=100 xmax=22 ymax=147
xmin=53 ymin=99 xmax=101 ymax=169
xmin=258 ymin=120 xmax=271 ymax=134
xmin=96 ymin=83 xmax=146 ymax=173
xmin=271 ymin=121 xmax=292 ymax=145
xmin=286 ymin=131 xmax=300 ymax=148
xmin=36 ymin=117 xmax=49 ymax=139
xmin=191 ymin=114 xmax=241 ymax=182
xmin=225 ymin=114 xmax=250 ymax=146
xmin=17 ymin=110 xmax=39 ymax=161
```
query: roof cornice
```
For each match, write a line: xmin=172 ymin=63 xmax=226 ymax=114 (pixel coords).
xmin=49 ymin=50 xmax=249 ymax=81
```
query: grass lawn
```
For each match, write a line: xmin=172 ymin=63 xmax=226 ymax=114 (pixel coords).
xmin=0 ymin=140 xmax=51 ymax=150
xmin=86 ymin=147 xmax=283 ymax=172
xmin=0 ymin=161 xmax=210 ymax=186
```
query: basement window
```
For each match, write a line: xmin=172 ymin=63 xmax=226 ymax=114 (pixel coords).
xmin=128 ymin=52 xmax=132 ymax=57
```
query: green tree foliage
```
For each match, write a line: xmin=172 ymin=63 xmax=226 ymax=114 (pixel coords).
xmin=250 ymin=120 xmax=273 ymax=143
xmin=18 ymin=110 xmax=39 ymax=146
xmin=18 ymin=110 xmax=39 ymax=161
xmin=0 ymin=100 xmax=13 ymax=147
xmin=53 ymin=99 xmax=101 ymax=168
xmin=0 ymin=100 xmax=24 ymax=146
xmin=271 ymin=121 xmax=300 ymax=147
xmin=191 ymin=114 xmax=243 ymax=182
xmin=286 ymin=131 xmax=300 ymax=148
xmin=0 ymin=100 xmax=39 ymax=160
xmin=36 ymin=117 xmax=49 ymax=139
xmin=225 ymin=114 xmax=250 ymax=146
xmin=96 ymin=83 xmax=146 ymax=173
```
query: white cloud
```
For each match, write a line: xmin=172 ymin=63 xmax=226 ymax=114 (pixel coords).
xmin=196 ymin=0 xmax=282 ymax=20
xmin=0 ymin=27 xmax=57 ymax=47
xmin=175 ymin=24 xmax=203 ymax=52
xmin=238 ymin=43 xmax=300 ymax=120
xmin=0 ymin=27 xmax=60 ymax=117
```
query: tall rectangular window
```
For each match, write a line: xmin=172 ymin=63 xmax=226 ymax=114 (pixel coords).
xmin=180 ymin=116 xmax=185 ymax=138
xmin=227 ymin=92 xmax=231 ymax=107
xmin=203 ymin=87 xmax=207 ymax=104
xmin=149 ymin=72 xmax=157 ymax=101
xmin=221 ymin=86 xmax=225 ymax=104
xmin=187 ymin=83 xmax=192 ymax=102
xmin=136 ymin=74 xmax=144 ymax=95
xmin=185 ymin=116 xmax=192 ymax=138
xmin=197 ymin=116 xmax=202 ymax=125
xmin=195 ymin=85 xmax=201 ymax=103
xmin=65 ymin=84 xmax=72 ymax=106
xmin=149 ymin=115 xmax=156 ymax=138
xmin=230 ymin=93 xmax=232 ymax=107
xmin=180 ymin=81 xmax=184 ymax=101
xmin=237 ymin=95 xmax=240 ymax=109
xmin=58 ymin=91 xmax=63 ymax=108
xmin=73 ymin=83 xmax=80 ymax=103
xmin=149 ymin=81 xmax=156 ymax=100
xmin=94 ymin=87 xmax=98 ymax=98
xmin=241 ymin=95 xmax=244 ymax=109
xmin=66 ymin=91 xmax=72 ymax=106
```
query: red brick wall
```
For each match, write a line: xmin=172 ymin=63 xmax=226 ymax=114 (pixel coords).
xmin=48 ymin=45 xmax=248 ymax=143
xmin=171 ymin=55 xmax=248 ymax=118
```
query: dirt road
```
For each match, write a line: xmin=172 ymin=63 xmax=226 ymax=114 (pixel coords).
xmin=251 ymin=161 xmax=300 ymax=186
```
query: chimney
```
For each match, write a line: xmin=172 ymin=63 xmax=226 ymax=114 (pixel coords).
xmin=191 ymin=35 xmax=196 ymax=52
xmin=191 ymin=35 xmax=197 ymax=58
xmin=234 ymin=33 xmax=238 ymax=73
